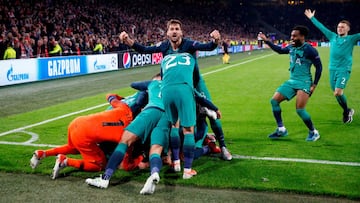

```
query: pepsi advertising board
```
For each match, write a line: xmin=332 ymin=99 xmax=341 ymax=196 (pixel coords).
xmin=120 ymin=51 xmax=158 ymax=69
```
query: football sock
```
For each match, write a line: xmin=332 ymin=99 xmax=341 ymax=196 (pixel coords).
xmin=195 ymin=119 xmax=207 ymax=141
xmin=194 ymin=147 xmax=208 ymax=160
xmin=278 ymin=126 xmax=286 ymax=132
xmin=210 ymin=119 xmax=226 ymax=148
xmin=183 ymin=133 xmax=195 ymax=169
xmin=45 ymin=145 xmax=78 ymax=156
xmin=66 ymin=158 xmax=84 ymax=170
xmin=271 ymin=98 xmax=284 ymax=127
xmin=336 ymin=95 xmax=348 ymax=113
xmin=149 ymin=154 xmax=162 ymax=175
xmin=103 ymin=142 xmax=127 ymax=180
xmin=296 ymin=108 xmax=314 ymax=131
xmin=170 ymin=127 xmax=180 ymax=161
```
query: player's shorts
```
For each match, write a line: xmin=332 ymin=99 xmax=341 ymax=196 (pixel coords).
xmin=329 ymin=70 xmax=351 ymax=91
xmin=150 ymin=114 xmax=170 ymax=149
xmin=276 ymin=79 xmax=312 ymax=100
xmin=125 ymin=107 xmax=164 ymax=144
xmin=162 ymin=84 xmax=196 ymax=127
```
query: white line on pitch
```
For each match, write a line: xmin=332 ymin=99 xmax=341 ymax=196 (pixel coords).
xmin=233 ymin=155 xmax=360 ymax=167
xmin=0 ymin=103 xmax=108 ymax=137
xmin=202 ymin=53 xmax=274 ymax=76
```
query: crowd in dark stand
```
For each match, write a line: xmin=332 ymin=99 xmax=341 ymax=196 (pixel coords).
xmin=0 ymin=0 xmax=358 ymax=60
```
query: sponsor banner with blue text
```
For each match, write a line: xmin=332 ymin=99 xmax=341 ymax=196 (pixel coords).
xmin=38 ymin=55 xmax=87 ymax=80
xmin=0 ymin=54 xmax=120 ymax=86
xmin=86 ymin=54 xmax=118 ymax=73
xmin=198 ymin=48 xmax=219 ymax=58
xmin=0 ymin=59 xmax=38 ymax=86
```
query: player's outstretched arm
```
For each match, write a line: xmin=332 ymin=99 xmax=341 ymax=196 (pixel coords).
xmin=304 ymin=9 xmax=315 ymax=19
xmin=210 ymin=30 xmax=221 ymax=45
xmin=190 ymin=30 xmax=221 ymax=51
xmin=131 ymin=80 xmax=152 ymax=91
xmin=121 ymin=31 xmax=164 ymax=54
xmin=106 ymin=93 xmax=124 ymax=108
xmin=119 ymin=31 xmax=135 ymax=47
xmin=304 ymin=9 xmax=334 ymax=39
xmin=258 ymin=32 xmax=289 ymax=54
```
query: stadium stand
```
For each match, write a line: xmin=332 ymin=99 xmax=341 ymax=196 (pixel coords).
xmin=0 ymin=0 xmax=359 ymax=59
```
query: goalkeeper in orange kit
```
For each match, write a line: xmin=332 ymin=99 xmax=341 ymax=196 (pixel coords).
xmin=29 ymin=92 xmax=147 ymax=179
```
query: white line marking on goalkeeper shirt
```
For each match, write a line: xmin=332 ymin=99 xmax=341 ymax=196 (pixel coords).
xmin=233 ymin=154 xmax=360 ymax=167
xmin=203 ymin=53 xmax=274 ymax=76
xmin=0 ymin=103 xmax=108 ymax=137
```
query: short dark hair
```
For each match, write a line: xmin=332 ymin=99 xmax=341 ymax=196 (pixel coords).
xmin=6 ymin=40 xmax=13 ymax=47
xmin=152 ymin=72 xmax=161 ymax=79
xmin=339 ymin=20 xmax=351 ymax=28
xmin=167 ymin=19 xmax=182 ymax=30
xmin=292 ymin=25 xmax=309 ymax=37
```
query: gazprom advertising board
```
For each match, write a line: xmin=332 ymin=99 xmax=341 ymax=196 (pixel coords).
xmin=86 ymin=54 xmax=118 ymax=73
xmin=38 ymin=55 xmax=87 ymax=80
xmin=0 ymin=58 xmax=38 ymax=86
xmin=0 ymin=54 xmax=119 ymax=87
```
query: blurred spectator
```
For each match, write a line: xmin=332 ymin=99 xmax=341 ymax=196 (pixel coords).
xmin=48 ymin=36 xmax=62 ymax=57
xmin=93 ymin=38 xmax=103 ymax=54
xmin=3 ymin=40 xmax=16 ymax=60
xmin=0 ymin=0 xmax=358 ymax=60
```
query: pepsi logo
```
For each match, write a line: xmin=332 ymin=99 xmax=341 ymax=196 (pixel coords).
xmin=123 ymin=52 xmax=131 ymax=69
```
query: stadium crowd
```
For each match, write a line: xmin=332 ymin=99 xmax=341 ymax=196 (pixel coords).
xmin=0 ymin=0 xmax=359 ymax=59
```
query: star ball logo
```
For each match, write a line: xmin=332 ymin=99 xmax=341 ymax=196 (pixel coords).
xmin=152 ymin=53 xmax=163 ymax=64
xmin=123 ymin=52 xmax=131 ymax=69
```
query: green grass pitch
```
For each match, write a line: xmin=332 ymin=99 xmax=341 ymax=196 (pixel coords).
xmin=0 ymin=47 xmax=359 ymax=199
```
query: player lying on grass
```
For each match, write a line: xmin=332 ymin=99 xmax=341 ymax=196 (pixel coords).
xmin=258 ymin=25 xmax=323 ymax=141
xmin=29 ymin=92 xmax=147 ymax=179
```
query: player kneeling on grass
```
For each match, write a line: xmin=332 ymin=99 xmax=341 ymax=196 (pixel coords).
xmin=258 ymin=26 xmax=323 ymax=141
xmin=29 ymin=93 xmax=136 ymax=179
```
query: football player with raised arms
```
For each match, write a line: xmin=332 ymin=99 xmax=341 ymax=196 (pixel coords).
xmin=120 ymin=19 xmax=232 ymax=161
xmin=305 ymin=9 xmax=360 ymax=123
